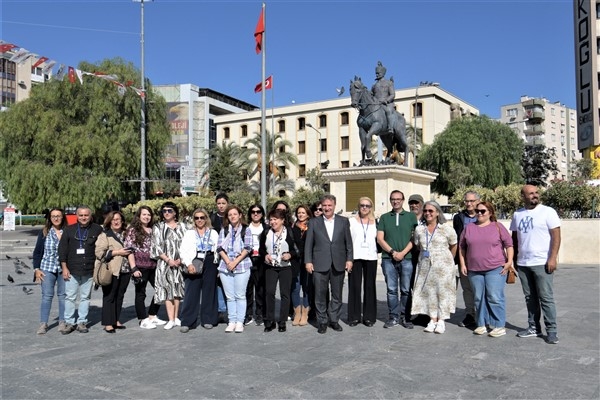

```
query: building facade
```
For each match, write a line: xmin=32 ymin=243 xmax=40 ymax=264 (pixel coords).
xmin=213 ymin=85 xmax=478 ymax=192
xmin=1 ymin=49 xmax=51 ymax=109
xmin=500 ymin=96 xmax=581 ymax=180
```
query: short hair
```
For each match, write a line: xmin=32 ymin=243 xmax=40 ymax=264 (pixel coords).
xmin=320 ymin=194 xmax=336 ymax=204
xmin=102 ymin=211 xmax=126 ymax=231
xmin=192 ymin=208 xmax=213 ymax=229
xmin=423 ymin=201 xmax=447 ymax=224
xmin=246 ymin=203 xmax=265 ymax=221
xmin=268 ymin=208 xmax=287 ymax=221
xmin=76 ymin=205 xmax=92 ymax=214
xmin=463 ymin=191 xmax=480 ymax=200
xmin=215 ymin=193 xmax=229 ymax=203
xmin=160 ymin=201 xmax=179 ymax=221
xmin=310 ymin=202 xmax=322 ymax=214
xmin=390 ymin=190 xmax=404 ymax=200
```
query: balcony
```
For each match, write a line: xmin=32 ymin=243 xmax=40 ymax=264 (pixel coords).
xmin=524 ymin=123 xmax=545 ymax=136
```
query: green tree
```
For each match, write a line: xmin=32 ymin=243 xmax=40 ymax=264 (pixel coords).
xmin=570 ymin=158 xmax=596 ymax=182
xmin=0 ymin=58 xmax=170 ymax=212
xmin=305 ymin=167 xmax=328 ymax=192
xmin=522 ymin=144 xmax=559 ymax=186
xmin=240 ymin=130 xmax=299 ymax=195
xmin=199 ymin=141 xmax=246 ymax=193
xmin=417 ymin=116 xmax=524 ymax=196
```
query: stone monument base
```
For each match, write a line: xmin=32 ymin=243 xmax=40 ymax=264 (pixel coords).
xmin=321 ymin=165 xmax=437 ymax=216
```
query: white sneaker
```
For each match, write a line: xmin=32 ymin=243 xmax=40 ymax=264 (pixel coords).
xmin=140 ymin=318 xmax=157 ymax=330
xmin=234 ymin=322 xmax=244 ymax=333
xmin=434 ymin=321 xmax=446 ymax=334
xmin=225 ymin=323 xmax=235 ymax=333
xmin=488 ymin=327 xmax=506 ymax=337
xmin=150 ymin=317 xmax=167 ymax=326
xmin=473 ymin=326 xmax=487 ymax=335
xmin=424 ymin=321 xmax=436 ymax=333
xmin=163 ymin=320 xmax=175 ymax=330
xmin=174 ymin=318 xmax=182 ymax=327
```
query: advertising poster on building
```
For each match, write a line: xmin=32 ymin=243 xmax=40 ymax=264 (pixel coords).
xmin=3 ymin=206 xmax=16 ymax=231
xmin=166 ymin=102 xmax=190 ymax=165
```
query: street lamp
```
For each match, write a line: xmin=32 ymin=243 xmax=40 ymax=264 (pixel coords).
xmin=133 ymin=0 xmax=152 ymax=200
xmin=306 ymin=123 xmax=325 ymax=169
xmin=413 ymin=81 xmax=439 ymax=168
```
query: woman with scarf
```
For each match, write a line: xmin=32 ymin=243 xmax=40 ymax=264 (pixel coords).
xmin=291 ymin=204 xmax=313 ymax=326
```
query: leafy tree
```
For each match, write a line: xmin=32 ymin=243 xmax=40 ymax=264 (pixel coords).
xmin=417 ymin=116 xmax=524 ymax=196
xmin=305 ymin=167 xmax=328 ymax=192
xmin=570 ymin=158 xmax=597 ymax=182
xmin=239 ymin=130 xmax=298 ymax=195
xmin=199 ymin=141 xmax=246 ymax=193
xmin=0 ymin=58 xmax=170 ymax=212
xmin=542 ymin=181 xmax=600 ymax=218
xmin=522 ymin=144 xmax=559 ymax=187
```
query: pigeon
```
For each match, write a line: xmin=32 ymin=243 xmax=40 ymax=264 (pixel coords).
xmin=7 ymin=274 xmax=14 ymax=283
xmin=5 ymin=255 xmax=11 ymax=259
xmin=20 ymin=262 xmax=31 ymax=270
xmin=336 ymin=87 xmax=345 ymax=96
xmin=23 ymin=287 xmax=33 ymax=295
xmin=14 ymin=261 xmax=25 ymax=275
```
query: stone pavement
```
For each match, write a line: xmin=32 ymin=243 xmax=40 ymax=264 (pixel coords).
xmin=1 ymin=226 xmax=599 ymax=399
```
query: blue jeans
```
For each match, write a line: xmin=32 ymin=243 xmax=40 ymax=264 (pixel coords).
xmin=381 ymin=258 xmax=413 ymax=320
xmin=517 ymin=264 xmax=557 ymax=333
xmin=40 ymin=270 xmax=66 ymax=324
xmin=217 ymin=286 xmax=227 ymax=312
xmin=291 ymin=270 xmax=310 ymax=308
xmin=64 ymin=273 xmax=93 ymax=325
xmin=468 ymin=266 xmax=505 ymax=328
xmin=219 ymin=270 xmax=251 ymax=324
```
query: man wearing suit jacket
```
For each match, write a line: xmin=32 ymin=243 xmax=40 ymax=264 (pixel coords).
xmin=305 ymin=194 xmax=353 ymax=334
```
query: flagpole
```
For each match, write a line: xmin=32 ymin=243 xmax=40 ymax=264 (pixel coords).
xmin=271 ymin=82 xmax=275 ymax=197
xmin=260 ymin=2 xmax=267 ymax=210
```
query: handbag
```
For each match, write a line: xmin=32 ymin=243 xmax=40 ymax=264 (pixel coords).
xmin=506 ymin=269 xmax=517 ymax=284
xmin=186 ymin=257 xmax=204 ymax=275
xmin=93 ymin=260 xmax=113 ymax=286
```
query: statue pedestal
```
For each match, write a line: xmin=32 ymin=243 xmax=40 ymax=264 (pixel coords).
xmin=321 ymin=165 xmax=437 ymax=216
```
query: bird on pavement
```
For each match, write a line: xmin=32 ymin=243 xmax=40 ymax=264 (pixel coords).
xmin=23 ymin=287 xmax=33 ymax=295
xmin=6 ymin=254 xmax=11 ymax=259
xmin=7 ymin=274 xmax=15 ymax=283
xmin=20 ymin=262 xmax=31 ymax=270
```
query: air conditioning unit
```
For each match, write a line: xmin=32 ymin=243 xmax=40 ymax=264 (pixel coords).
xmin=18 ymin=80 xmax=25 ymax=85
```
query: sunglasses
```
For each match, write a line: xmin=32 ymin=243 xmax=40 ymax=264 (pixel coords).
xmin=162 ymin=209 xmax=175 ymax=214
xmin=194 ymin=216 xmax=207 ymax=220
xmin=250 ymin=210 xmax=262 ymax=214
xmin=315 ymin=208 xmax=323 ymax=212
xmin=359 ymin=204 xmax=372 ymax=208
xmin=475 ymin=209 xmax=488 ymax=215
xmin=408 ymin=201 xmax=420 ymax=205
xmin=423 ymin=209 xmax=436 ymax=213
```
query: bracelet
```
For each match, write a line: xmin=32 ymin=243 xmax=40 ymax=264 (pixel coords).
xmin=131 ymin=267 xmax=140 ymax=274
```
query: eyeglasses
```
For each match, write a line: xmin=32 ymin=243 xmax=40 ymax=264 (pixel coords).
xmin=315 ymin=208 xmax=323 ymax=212
xmin=423 ymin=209 xmax=436 ymax=213
xmin=475 ymin=209 xmax=487 ymax=215
xmin=390 ymin=198 xmax=404 ymax=202
xmin=464 ymin=200 xmax=477 ymax=203
xmin=359 ymin=204 xmax=372 ymax=208
xmin=250 ymin=210 xmax=262 ymax=214
xmin=162 ymin=209 xmax=174 ymax=214
xmin=50 ymin=215 xmax=63 ymax=219
xmin=194 ymin=216 xmax=207 ymax=220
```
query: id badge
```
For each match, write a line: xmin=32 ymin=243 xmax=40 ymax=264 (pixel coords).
xmin=76 ymin=248 xmax=85 ymax=255
xmin=361 ymin=242 xmax=369 ymax=248
xmin=197 ymin=251 xmax=206 ymax=260
xmin=422 ymin=250 xmax=430 ymax=258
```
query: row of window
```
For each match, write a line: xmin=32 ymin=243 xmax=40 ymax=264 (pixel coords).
xmin=297 ymin=161 xmax=350 ymax=177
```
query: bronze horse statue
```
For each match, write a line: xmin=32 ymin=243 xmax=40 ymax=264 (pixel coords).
xmin=350 ymin=76 xmax=408 ymax=166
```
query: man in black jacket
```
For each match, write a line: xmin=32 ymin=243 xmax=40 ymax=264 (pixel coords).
xmin=58 ymin=206 xmax=102 ymax=334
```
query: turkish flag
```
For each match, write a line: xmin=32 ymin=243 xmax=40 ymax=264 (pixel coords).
xmin=32 ymin=56 xmax=48 ymax=68
xmin=68 ymin=66 xmax=76 ymax=84
xmin=254 ymin=75 xmax=272 ymax=93
xmin=0 ymin=43 xmax=17 ymax=53
xmin=254 ymin=9 xmax=264 ymax=54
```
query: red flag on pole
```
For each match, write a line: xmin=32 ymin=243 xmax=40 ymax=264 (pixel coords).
xmin=0 ymin=43 xmax=17 ymax=53
xmin=32 ymin=56 xmax=49 ymax=68
xmin=254 ymin=75 xmax=272 ymax=93
xmin=68 ymin=67 xmax=76 ymax=84
xmin=254 ymin=8 xmax=264 ymax=54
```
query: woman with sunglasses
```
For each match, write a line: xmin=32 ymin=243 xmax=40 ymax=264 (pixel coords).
xmin=33 ymin=208 xmax=67 ymax=334
xmin=291 ymin=204 xmax=313 ymax=326
xmin=412 ymin=201 xmax=458 ymax=334
xmin=179 ymin=208 xmax=219 ymax=332
xmin=245 ymin=204 xmax=269 ymax=326
xmin=125 ymin=206 xmax=164 ymax=329
xmin=151 ymin=201 xmax=187 ymax=330
xmin=459 ymin=201 xmax=514 ymax=337
xmin=347 ymin=197 xmax=378 ymax=327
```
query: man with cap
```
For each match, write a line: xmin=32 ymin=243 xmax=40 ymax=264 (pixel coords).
xmin=408 ymin=194 xmax=424 ymax=225
xmin=377 ymin=190 xmax=418 ymax=329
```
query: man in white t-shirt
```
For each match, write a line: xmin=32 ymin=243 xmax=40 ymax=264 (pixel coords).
xmin=510 ymin=185 xmax=561 ymax=344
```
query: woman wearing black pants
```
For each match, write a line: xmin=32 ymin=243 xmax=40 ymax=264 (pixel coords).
xmin=178 ymin=208 xmax=219 ymax=332
xmin=259 ymin=209 xmax=298 ymax=332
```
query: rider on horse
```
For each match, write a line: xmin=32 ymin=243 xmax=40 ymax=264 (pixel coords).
xmin=371 ymin=61 xmax=397 ymax=133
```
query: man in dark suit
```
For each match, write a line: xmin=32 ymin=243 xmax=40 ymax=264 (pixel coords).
xmin=305 ymin=194 xmax=353 ymax=334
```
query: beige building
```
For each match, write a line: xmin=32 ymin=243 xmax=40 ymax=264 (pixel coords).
xmin=1 ymin=50 xmax=51 ymax=109
xmin=500 ymin=96 xmax=581 ymax=180
xmin=213 ymin=85 xmax=478 ymax=193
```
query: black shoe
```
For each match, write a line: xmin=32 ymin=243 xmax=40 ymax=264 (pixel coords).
xmin=363 ymin=320 xmax=374 ymax=327
xmin=348 ymin=320 xmax=359 ymax=327
xmin=243 ymin=316 xmax=254 ymax=326
xmin=317 ymin=323 xmax=328 ymax=334
xmin=459 ymin=314 xmax=476 ymax=328
xmin=329 ymin=321 xmax=343 ymax=332
xmin=218 ymin=312 xmax=228 ymax=324
xmin=401 ymin=318 xmax=414 ymax=329
xmin=255 ymin=317 xmax=264 ymax=326
xmin=278 ymin=322 xmax=287 ymax=332
xmin=264 ymin=321 xmax=276 ymax=332
xmin=103 ymin=327 xmax=116 ymax=334
xmin=114 ymin=325 xmax=126 ymax=330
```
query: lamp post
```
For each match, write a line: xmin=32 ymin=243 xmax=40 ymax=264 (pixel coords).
xmin=306 ymin=123 xmax=322 ymax=168
xmin=414 ymin=81 xmax=439 ymax=168
xmin=133 ymin=0 xmax=152 ymax=201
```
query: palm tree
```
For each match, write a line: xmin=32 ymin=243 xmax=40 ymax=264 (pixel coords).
xmin=239 ymin=130 xmax=299 ymax=195
xmin=198 ymin=140 xmax=246 ymax=193
xmin=405 ymin=124 xmax=423 ymax=156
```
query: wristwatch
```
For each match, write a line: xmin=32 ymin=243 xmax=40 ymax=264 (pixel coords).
xmin=388 ymin=249 xmax=394 ymax=257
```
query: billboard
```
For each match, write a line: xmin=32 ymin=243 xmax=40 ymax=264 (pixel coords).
xmin=166 ymin=102 xmax=190 ymax=165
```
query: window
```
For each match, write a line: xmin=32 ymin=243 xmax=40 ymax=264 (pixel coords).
xmin=413 ymin=102 xmax=423 ymax=117
xmin=551 ymin=108 xmax=556 ymax=116
xmin=340 ymin=112 xmax=349 ymax=125
xmin=278 ymin=120 xmax=285 ymax=133
xmin=571 ymin=137 xmax=575 ymax=145
xmin=561 ymin=148 xmax=567 ymax=157
xmin=279 ymin=145 xmax=286 ymax=153
xmin=551 ymin=133 xmax=556 ymax=142
xmin=560 ymin=110 xmax=565 ymax=118
xmin=298 ymin=117 xmax=305 ymax=130
xmin=506 ymin=108 xmax=518 ymax=117
xmin=318 ymin=114 xmax=327 ymax=128
xmin=298 ymin=164 xmax=306 ymax=177
xmin=560 ymin=135 xmax=565 ymax=144
xmin=320 ymin=139 xmax=327 ymax=152
xmin=280 ymin=166 xmax=286 ymax=176
xmin=572 ymin=150 xmax=577 ymax=158
xmin=298 ymin=140 xmax=305 ymax=154
xmin=341 ymin=161 xmax=349 ymax=168
xmin=241 ymin=125 xmax=248 ymax=137
xmin=551 ymin=121 xmax=556 ymax=129
xmin=223 ymin=127 xmax=230 ymax=139
xmin=341 ymin=136 xmax=349 ymax=150
xmin=597 ymin=2 xmax=600 ymax=18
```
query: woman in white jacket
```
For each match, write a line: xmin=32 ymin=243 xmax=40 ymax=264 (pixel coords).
xmin=178 ymin=208 xmax=219 ymax=332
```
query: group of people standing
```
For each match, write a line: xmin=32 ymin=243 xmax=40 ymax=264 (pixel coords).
xmin=32 ymin=184 xmax=561 ymax=343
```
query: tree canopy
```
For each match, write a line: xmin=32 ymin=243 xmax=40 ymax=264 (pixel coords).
xmin=0 ymin=58 xmax=171 ymax=212
xmin=417 ymin=116 xmax=524 ymax=196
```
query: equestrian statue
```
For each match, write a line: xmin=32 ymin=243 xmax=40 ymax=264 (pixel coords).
xmin=350 ymin=61 xmax=408 ymax=166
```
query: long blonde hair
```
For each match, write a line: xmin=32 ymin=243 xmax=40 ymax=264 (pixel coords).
xmin=356 ymin=196 xmax=375 ymax=223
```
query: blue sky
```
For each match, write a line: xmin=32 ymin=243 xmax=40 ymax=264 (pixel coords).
xmin=2 ymin=0 xmax=575 ymax=119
